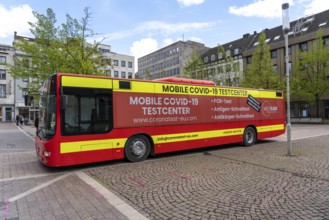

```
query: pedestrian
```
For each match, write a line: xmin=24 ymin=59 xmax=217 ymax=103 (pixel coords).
xmin=16 ymin=114 xmax=20 ymax=126
xmin=34 ymin=117 xmax=39 ymax=129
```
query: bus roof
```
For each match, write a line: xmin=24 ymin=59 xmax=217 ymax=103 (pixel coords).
xmin=154 ymin=77 xmax=216 ymax=86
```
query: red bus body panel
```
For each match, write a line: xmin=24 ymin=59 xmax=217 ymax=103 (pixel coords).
xmin=35 ymin=73 xmax=286 ymax=167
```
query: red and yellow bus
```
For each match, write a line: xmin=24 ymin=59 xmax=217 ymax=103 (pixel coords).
xmin=35 ymin=73 xmax=285 ymax=167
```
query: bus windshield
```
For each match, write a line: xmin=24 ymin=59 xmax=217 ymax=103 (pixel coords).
xmin=38 ymin=75 xmax=57 ymax=140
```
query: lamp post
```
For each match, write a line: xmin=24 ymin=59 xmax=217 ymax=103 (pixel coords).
xmin=282 ymin=2 xmax=292 ymax=156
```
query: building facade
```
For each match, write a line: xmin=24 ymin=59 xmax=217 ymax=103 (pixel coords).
xmin=0 ymin=43 xmax=15 ymax=122
xmin=200 ymin=9 xmax=329 ymax=119
xmin=137 ymin=40 xmax=209 ymax=79
xmin=98 ymin=44 xmax=135 ymax=79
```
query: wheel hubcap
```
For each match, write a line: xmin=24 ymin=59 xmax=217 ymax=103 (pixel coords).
xmin=246 ymin=131 xmax=253 ymax=143
xmin=130 ymin=139 xmax=146 ymax=157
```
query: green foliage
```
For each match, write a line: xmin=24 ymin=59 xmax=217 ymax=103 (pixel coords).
xmin=183 ymin=49 xmax=207 ymax=79
xmin=144 ymin=69 xmax=152 ymax=80
xmin=9 ymin=7 xmax=107 ymax=95
xmin=217 ymin=44 xmax=242 ymax=87
xmin=292 ymin=29 xmax=329 ymax=117
xmin=242 ymin=32 xmax=282 ymax=90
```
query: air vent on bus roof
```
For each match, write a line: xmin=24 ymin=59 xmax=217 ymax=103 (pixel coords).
xmin=119 ymin=81 xmax=131 ymax=89
xmin=154 ymin=77 xmax=216 ymax=86
xmin=276 ymin=92 xmax=283 ymax=97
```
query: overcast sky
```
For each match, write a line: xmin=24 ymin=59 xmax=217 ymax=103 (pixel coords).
xmin=0 ymin=0 xmax=328 ymax=62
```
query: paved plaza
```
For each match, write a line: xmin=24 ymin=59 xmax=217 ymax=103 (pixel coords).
xmin=1 ymin=122 xmax=329 ymax=219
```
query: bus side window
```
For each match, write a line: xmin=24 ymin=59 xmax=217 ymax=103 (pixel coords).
xmin=63 ymin=95 xmax=79 ymax=135
xmin=61 ymin=87 xmax=113 ymax=136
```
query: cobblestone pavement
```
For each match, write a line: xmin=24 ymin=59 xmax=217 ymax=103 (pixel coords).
xmin=86 ymin=125 xmax=329 ymax=220
xmin=1 ymin=122 xmax=329 ymax=219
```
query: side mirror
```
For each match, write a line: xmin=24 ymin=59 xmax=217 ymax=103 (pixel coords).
xmin=61 ymin=95 xmax=68 ymax=110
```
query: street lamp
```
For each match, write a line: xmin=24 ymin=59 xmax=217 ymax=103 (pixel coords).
xmin=282 ymin=2 xmax=292 ymax=156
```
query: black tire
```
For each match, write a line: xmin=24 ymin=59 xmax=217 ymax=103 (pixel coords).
xmin=243 ymin=127 xmax=256 ymax=147
xmin=124 ymin=135 xmax=151 ymax=162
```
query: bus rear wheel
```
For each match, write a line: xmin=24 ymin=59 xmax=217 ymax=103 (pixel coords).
xmin=125 ymin=135 xmax=151 ymax=162
xmin=243 ymin=127 xmax=256 ymax=147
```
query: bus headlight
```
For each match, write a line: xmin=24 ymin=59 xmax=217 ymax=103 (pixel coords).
xmin=44 ymin=151 xmax=51 ymax=157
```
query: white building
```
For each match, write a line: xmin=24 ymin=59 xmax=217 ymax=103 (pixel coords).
xmin=98 ymin=44 xmax=135 ymax=79
xmin=137 ymin=40 xmax=209 ymax=80
xmin=0 ymin=43 xmax=15 ymax=122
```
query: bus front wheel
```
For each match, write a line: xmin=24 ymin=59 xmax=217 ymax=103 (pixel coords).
xmin=125 ymin=135 xmax=151 ymax=162
xmin=243 ymin=127 xmax=256 ymax=147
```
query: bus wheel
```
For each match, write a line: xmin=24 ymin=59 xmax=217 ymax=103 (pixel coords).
xmin=243 ymin=127 xmax=256 ymax=147
xmin=125 ymin=135 xmax=151 ymax=162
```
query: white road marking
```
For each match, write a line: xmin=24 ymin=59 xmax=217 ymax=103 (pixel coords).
xmin=8 ymin=173 xmax=71 ymax=203
xmin=0 ymin=172 xmax=68 ymax=183
xmin=76 ymin=171 xmax=148 ymax=220
xmin=17 ymin=125 xmax=35 ymax=142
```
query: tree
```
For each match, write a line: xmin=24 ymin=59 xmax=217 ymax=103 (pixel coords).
xmin=292 ymin=29 xmax=329 ymax=117
xmin=216 ymin=44 xmax=242 ymax=87
xmin=242 ymin=32 xmax=281 ymax=90
xmin=144 ymin=68 xmax=152 ymax=80
xmin=183 ymin=49 xmax=207 ymax=79
xmin=9 ymin=7 xmax=107 ymax=95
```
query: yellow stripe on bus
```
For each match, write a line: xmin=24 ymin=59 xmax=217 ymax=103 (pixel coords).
xmin=154 ymin=123 xmax=284 ymax=144
xmin=60 ymin=124 xmax=284 ymax=153
xmin=154 ymin=128 xmax=244 ymax=144
xmin=257 ymin=124 xmax=285 ymax=133
xmin=60 ymin=138 xmax=126 ymax=154
xmin=61 ymin=76 xmax=112 ymax=89
xmin=113 ymin=80 xmax=283 ymax=99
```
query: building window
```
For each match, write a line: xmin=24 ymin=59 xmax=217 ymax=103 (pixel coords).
xmin=285 ymin=62 xmax=292 ymax=73
xmin=0 ymin=69 xmax=6 ymax=80
xmin=113 ymin=60 xmax=119 ymax=66
xmin=299 ymin=103 xmax=310 ymax=117
xmin=218 ymin=53 xmax=223 ymax=59
xmin=128 ymin=62 xmax=133 ymax=68
xmin=0 ymin=84 xmax=6 ymax=98
xmin=121 ymin=60 xmax=126 ymax=67
xmin=98 ymin=48 xmax=110 ymax=53
xmin=101 ymin=58 xmax=111 ymax=66
xmin=324 ymin=37 xmax=329 ymax=46
xmin=217 ymin=66 xmax=224 ymax=73
xmin=121 ymin=71 xmax=126 ymax=78
xmin=204 ymin=57 xmax=208 ymax=63
xmin=233 ymin=62 xmax=240 ymax=72
xmin=271 ymin=50 xmax=277 ymax=59
xmin=0 ymin=56 xmax=6 ymax=64
xmin=226 ymin=50 xmax=231 ymax=57
xmin=128 ymin=72 xmax=132 ymax=78
xmin=299 ymin=42 xmax=308 ymax=52
xmin=246 ymin=56 xmax=252 ymax=64
xmin=284 ymin=46 xmax=292 ymax=56
xmin=105 ymin=70 xmax=111 ymax=76
xmin=234 ymin=48 xmax=240 ymax=55
xmin=22 ymin=59 xmax=30 ymax=68
xmin=211 ymin=54 xmax=216 ymax=61
xmin=114 ymin=71 xmax=119 ymax=77
xmin=225 ymin=64 xmax=231 ymax=72
xmin=273 ymin=64 xmax=278 ymax=73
